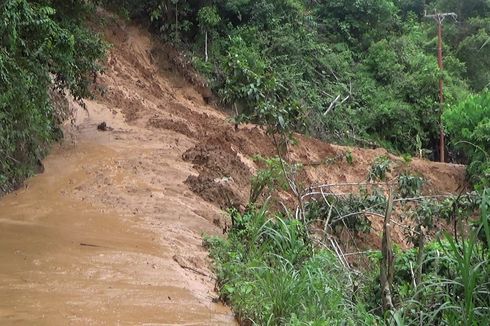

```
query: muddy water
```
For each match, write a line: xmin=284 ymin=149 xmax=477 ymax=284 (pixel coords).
xmin=0 ymin=103 xmax=235 ymax=324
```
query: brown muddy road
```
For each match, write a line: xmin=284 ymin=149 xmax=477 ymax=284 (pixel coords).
xmin=0 ymin=16 xmax=236 ymax=326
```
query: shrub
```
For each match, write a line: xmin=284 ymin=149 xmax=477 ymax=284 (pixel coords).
xmin=206 ymin=206 xmax=380 ymax=325
xmin=0 ymin=0 xmax=105 ymax=192
xmin=397 ymin=173 xmax=424 ymax=198
xmin=444 ymin=92 xmax=490 ymax=189
xmin=368 ymin=156 xmax=392 ymax=182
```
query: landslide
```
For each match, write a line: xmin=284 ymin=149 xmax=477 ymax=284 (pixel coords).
xmin=93 ymin=12 xmax=466 ymax=245
xmin=0 ymin=9 xmax=468 ymax=325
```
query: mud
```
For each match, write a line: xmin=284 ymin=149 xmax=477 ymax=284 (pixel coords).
xmin=0 ymin=101 xmax=234 ymax=324
xmin=0 ymin=10 xmax=467 ymax=325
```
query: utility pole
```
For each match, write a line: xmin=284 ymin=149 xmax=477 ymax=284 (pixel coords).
xmin=424 ymin=10 xmax=457 ymax=163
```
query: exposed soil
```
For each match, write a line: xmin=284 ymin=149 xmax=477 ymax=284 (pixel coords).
xmin=0 ymin=10 xmax=467 ymax=325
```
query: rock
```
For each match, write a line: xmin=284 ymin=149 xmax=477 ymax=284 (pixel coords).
xmin=97 ymin=122 xmax=113 ymax=131
xmin=97 ymin=122 xmax=108 ymax=131
xmin=36 ymin=158 xmax=45 ymax=174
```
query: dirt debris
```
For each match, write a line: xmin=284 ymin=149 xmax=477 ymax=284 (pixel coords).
xmin=93 ymin=11 xmax=467 ymax=251
xmin=96 ymin=121 xmax=113 ymax=131
xmin=147 ymin=115 xmax=195 ymax=138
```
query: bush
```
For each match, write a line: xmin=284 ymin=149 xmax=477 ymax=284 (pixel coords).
xmin=0 ymin=0 xmax=105 ymax=192
xmin=368 ymin=156 xmax=392 ymax=182
xmin=206 ymin=206 xmax=379 ymax=325
xmin=397 ymin=173 xmax=424 ymax=198
xmin=444 ymin=92 xmax=490 ymax=189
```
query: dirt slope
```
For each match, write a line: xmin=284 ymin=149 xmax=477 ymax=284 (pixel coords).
xmin=93 ymin=12 xmax=465 ymax=223
xmin=0 ymin=11 xmax=466 ymax=325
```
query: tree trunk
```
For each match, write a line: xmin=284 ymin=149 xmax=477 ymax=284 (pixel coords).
xmin=415 ymin=224 xmax=425 ymax=288
xmin=205 ymin=30 xmax=208 ymax=62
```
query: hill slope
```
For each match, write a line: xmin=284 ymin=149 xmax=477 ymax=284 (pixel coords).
xmin=0 ymin=12 xmax=467 ymax=324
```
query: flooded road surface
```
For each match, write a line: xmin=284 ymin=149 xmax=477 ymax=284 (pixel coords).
xmin=0 ymin=12 xmax=239 ymax=324
xmin=0 ymin=104 xmax=234 ymax=324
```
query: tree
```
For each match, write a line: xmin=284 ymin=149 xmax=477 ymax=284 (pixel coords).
xmin=197 ymin=6 xmax=220 ymax=62
xmin=444 ymin=92 xmax=490 ymax=189
xmin=0 ymin=0 xmax=105 ymax=191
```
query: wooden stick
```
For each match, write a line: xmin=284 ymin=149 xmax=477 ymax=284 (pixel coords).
xmin=380 ymin=188 xmax=395 ymax=312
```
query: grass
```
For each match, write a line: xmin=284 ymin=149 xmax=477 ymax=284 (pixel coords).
xmin=392 ymin=189 xmax=490 ymax=325
xmin=206 ymin=188 xmax=490 ymax=325
xmin=205 ymin=205 xmax=380 ymax=325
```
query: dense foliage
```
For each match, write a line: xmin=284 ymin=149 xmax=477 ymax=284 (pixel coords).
xmin=0 ymin=0 xmax=105 ymax=192
xmin=208 ymin=179 xmax=489 ymax=325
xmin=444 ymin=92 xmax=490 ymax=189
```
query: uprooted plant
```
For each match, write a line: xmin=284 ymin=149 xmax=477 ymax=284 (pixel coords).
xmin=304 ymin=185 xmax=387 ymax=235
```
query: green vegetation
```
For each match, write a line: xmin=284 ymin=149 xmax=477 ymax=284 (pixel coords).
xmin=444 ymin=92 xmax=490 ymax=189
xmin=366 ymin=221 xmax=490 ymax=325
xmin=368 ymin=156 xmax=392 ymax=182
xmin=104 ymin=0 xmax=489 ymax=187
xmin=345 ymin=150 xmax=354 ymax=165
xmin=389 ymin=191 xmax=490 ymax=324
xmin=111 ymin=2 xmax=483 ymax=146
xmin=207 ymin=171 xmax=489 ymax=324
xmin=47 ymin=1 xmax=489 ymax=323
xmin=205 ymin=206 xmax=380 ymax=325
xmin=397 ymin=172 xmax=424 ymax=198
xmin=305 ymin=186 xmax=386 ymax=235
xmin=249 ymin=156 xmax=290 ymax=204
xmin=3 ymin=1 xmax=489 ymax=191
xmin=1 ymin=1 xmax=488 ymax=323
xmin=0 ymin=0 xmax=105 ymax=193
